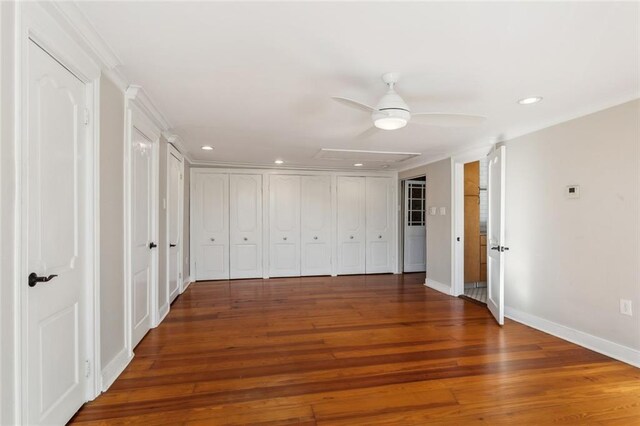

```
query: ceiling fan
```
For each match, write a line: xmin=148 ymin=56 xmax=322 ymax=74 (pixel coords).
xmin=332 ymin=72 xmax=486 ymax=131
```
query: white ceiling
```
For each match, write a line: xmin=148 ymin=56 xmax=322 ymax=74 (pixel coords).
xmin=78 ymin=1 xmax=640 ymax=170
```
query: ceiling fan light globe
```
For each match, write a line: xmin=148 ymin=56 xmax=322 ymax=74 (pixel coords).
xmin=374 ymin=117 xmax=408 ymax=130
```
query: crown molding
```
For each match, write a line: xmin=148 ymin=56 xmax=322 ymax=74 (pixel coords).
xmin=162 ymin=131 xmax=194 ymax=163
xmin=126 ymin=85 xmax=171 ymax=132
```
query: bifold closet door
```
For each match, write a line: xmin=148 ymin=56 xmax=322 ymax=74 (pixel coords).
xmin=301 ymin=175 xmax=332 ymax=276
xmin=366 ymin=177 xmax=394 ymax=273
xmin=193 ymin=173 xmax=229 ymax=280
xmin=230 ymin=174 xmax=263 ymax=279
xmin=337 ymin=176 xmax=366 ymax=274
xmin=269 ymin=175 xmax=301 ymax=277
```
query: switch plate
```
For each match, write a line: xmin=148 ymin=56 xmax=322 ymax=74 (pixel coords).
xmin=439 ymin=207 xmax=446 ymax=216
xmin=620 ymin=299 xmax=633 ymax=316
xmin=429 ymin=207 xmax=437 ymax=216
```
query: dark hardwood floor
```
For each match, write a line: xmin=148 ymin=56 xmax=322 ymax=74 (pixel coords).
xmin=71 ymin=273 xmax=640 ymax=425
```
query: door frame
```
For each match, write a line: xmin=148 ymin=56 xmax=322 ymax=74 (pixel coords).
xmin=401 ymin=177 xmax=427 ymax=273
xmin=13 ymin=2 xmax=103 ymax=422
xmin=166 ymin=143 xmax=184 ymax=296
xmin=124 ymin=89 xmax=161 ymax=352
xmin=452 ymin=145 xmax=494 ymax=297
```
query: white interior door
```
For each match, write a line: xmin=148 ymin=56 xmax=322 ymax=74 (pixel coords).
xmin=167 ymin=150 xmax=183 ymax=302
xmin=403 ymin=180 xmax=426 ymax=272
xmin=25 ymin=41 xmax=88 ymax=425
xmin=130 ymin=126 xmax=156 ymax=348
xmin=337 ymin=176 xmax=366 ymax=275
xmin=366 ymin=177 xmax=394 ymax=273
xmin=487 ymin=146 xmax=507 ymax=325
xmin=193 ymin=173 xmax=229 ymax=280
xmin=301 ymin=175 xmax=332 ymax=276
xmin=269 ymin=175 xmax=301 ymax=277
xmin=230 ymin=174 xmax=263 ymax=279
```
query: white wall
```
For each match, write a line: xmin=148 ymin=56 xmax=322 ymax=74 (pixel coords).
xmin=99 ymin=75 xmax=127 ymax=372
xmin=504 ymin=99 xmax=640 ymax=358
xmin=425 ymin=158 xmax=453 ymax=290
xmin=0 ymin=3 xmax=17 ymax=423
xmin=183 ymin=160 xmax=191 ymax=281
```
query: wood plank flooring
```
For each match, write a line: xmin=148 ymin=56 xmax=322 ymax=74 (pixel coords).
xmin=71 ymin=273 xmax=640 ymax=425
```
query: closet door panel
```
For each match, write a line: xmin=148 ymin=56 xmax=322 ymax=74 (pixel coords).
xmin=366 ymin=177 xmax=393 ymax=273
xmin=230 ymin=174 xmax=263 ymax=278
xmin=269 ymin=175 xmax=301 ymax=277
xmin=337 ymin=176 xmax=366 ymax=275
xmin=193 ymin=173 xmax=229 ymax=280
xmin=301 ymin=175 xmax=332 ymax=276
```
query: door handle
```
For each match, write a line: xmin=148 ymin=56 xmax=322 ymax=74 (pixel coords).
xmin=313 ymin=236 xmax=318 ymax=240
xmin=283 ymin=237 xmax=287 ymax=241
xmin=378 ymin=235 xmax=382 ymax=239
xmin=170 ymin=244 xmax=177 ymax=247
xmin=243 ymin=237 xmax=248 ymax=241
xmin=491 ymin=245 xmax=510 ymax=252
xmin=349 ymin=235 xmax=354 ymax=239
xmin=149 ymin=242 xmax=157 ymax=249
xmin=210 ymin=237 xmax=215 ymax=242
xmin=490 ymin=246 xmax=500 ymax=251
xmin=28 ymin=272 xmax=58 ymax=288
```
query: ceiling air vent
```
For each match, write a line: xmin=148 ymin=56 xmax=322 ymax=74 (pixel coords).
xmin=315 ymin=149 xmax=420 ymax=163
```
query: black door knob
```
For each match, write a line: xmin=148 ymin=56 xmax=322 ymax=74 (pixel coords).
xmin=170 ymin=243 xmax=177 ymax=247
xmin=28 ymin=272 xmax=58 ymax=287
xmin=149 ymin=242 xmax=157 ymax=249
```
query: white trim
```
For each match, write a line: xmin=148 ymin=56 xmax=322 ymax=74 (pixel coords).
xmin=182 ymin=277 xmax=192 ymax=292
xmin=167 ymin=144 xmax=184 ymax=299
xmin=100 ymin=348 xmax=133 ymax=392
xmin=505 ymin=306 xmax=640 ymax=369
xmin=157 ymin=303 xmax=170 ymax=325
xmin=424 ymin=278 xmax=453 ymax=296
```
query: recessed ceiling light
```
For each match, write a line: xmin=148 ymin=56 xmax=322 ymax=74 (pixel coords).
xmin=518 ymin=97 xmax=543 ymax=105
xmin=201 ymin=145 xmax=213 ymax=150
xmin=274 ymin=159 xmax=284 ymax=164
xmin=354 ymin=163 xmax=363 ymax=167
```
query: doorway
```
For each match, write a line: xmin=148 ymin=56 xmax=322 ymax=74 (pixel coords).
xmin=402 ymin=177 xmax=426 ymax=273
xmin=462 ymin=160 xmax=488 ymax=304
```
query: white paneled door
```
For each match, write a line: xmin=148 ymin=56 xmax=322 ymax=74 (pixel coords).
xmin=230 ymin=174 xmax=263 ymax=279
xmin=487 ymin=146 xmax=507 ymax=325
xmin=130 ymin=126 xmax=156 ymax=348
xmin=366 ymin=177 xmax=394 ymax=273
xmin=301 ymin=175 xmax=332 ymax=276
xmin=269 ymin=175 xmax=301 ymax=277
xmin=25 ymin=41 xmax=88 ymax=425
xmin=167 ymin=150 xmax=183 ymax=301
xmin=193 ymin=173 xmax=229 ymax=280
xmin=403 ymin=180 xmax=426 ymax=272
xmin=337 ymin=176 xmax=366 ymax=274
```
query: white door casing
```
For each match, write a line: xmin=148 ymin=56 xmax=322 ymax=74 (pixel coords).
xmin=130 ymin=126 xmax=156 ymax=348
xmin=337 ymin=176 xmax=366 ymax=275
xmin=403 ymin=180 xmax=427 ymax=273
xmin=365 ymin=177 xmax=394 ymax=273
xmin=301 ymin=175 xmax=332 ymax=276
xmin=193 ymin=173 xmax=229 ymax=280
xmin=487 ymin=146 xmax=507 ymax=325
xmin=269 ymin=175 xmax=301 ymax=277
xmin=230 ymin=174 xmax=263 ymax=279
xmin=167 ymin=148 xmax=183 ymax=301
xmin=24 ymin=40 xmax=88 ymax=426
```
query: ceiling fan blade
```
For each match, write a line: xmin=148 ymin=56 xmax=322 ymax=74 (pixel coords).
xmin=411 ymin=113 xmax=486 ymax=127
xmin=355 ymin=126 xmax=379 ymax=139
xmin=332 ymin=96 xmax=377 ymax=113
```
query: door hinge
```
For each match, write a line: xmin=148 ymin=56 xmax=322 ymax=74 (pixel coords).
xmin=85 ymin=359 xmax=91 ymax=378
xmin=83 ymin=108 xmax=90 ymax=125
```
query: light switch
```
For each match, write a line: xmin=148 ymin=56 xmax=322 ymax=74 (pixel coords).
xmin=566 ymin=185 xmax=580 ymax=199
xmin=429 ymin=207 xmax=437 ymax=216
xmin=439 ymin=207 xmax=446 ymax=216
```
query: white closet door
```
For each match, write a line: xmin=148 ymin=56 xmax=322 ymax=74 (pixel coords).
xmin=366 ymin=177 xmax=394 ymax=273
xmin=269 ymin=175 xmax=301 ymax=277
xmin=337 ymin=176 xmax=366 ymax=275
xmin=167 ymin=151 xmax=183 ymax=302
xmin=193 ymin=173 xmax=229 ymax=280
xmin=230 ymin=174 xmax=263 ymax=279
xmin=301 ymin=175 xmax=332 ymax=276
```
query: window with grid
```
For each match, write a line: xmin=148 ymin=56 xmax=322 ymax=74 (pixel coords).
xmin=406 ymin=182 xmax=425 ymax=226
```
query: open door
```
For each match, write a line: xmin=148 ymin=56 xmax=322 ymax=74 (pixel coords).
xmin=403 ymin=180 xmax=426 ymax=272
xmin=486 ymin=146 xmax=507 ymax=325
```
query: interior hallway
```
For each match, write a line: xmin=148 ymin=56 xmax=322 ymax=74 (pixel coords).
xmin=70 ymin=274 xmax=640 ymax=425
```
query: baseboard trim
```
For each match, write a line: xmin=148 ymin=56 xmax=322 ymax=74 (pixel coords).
xmin=424 ymin=278 xmax=452 ymax=296
xmin=505 ymin=306 xmax=640 ymax=368
xmin=100 ymin=347 xmax=133 ymax=392
xmin=156 ymin=303 xmax=170 ymax=327
xmin=182 ymin=278 xmax=191 ymax=292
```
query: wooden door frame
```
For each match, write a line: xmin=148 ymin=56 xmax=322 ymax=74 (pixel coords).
xmin=166 ymin=144 xmax=184 ymax=296
xmin=12 ymin=3 xmax=103 ymax=422
xmin=452 ymin=146 xmax=493 ymax=297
